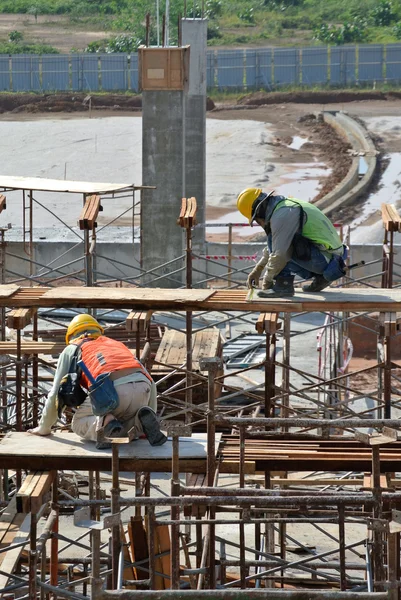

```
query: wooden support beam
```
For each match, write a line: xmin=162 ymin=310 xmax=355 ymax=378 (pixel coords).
xmin=126 ymin=310 xmax=153 ymax=333
xmin=255 ymin=312 xmax=281 ymax=335
xmin=382 ymin=203 xmax=401 ymax=232
xmin=6 ymin=307 xmax=36 ymax=330
xmin=16 ymin=470 xmax=56 ymax=513
xmin=0 ymin=195 xmax=6 ymax=214
xmin=0 ymin=341 xmax=64 ymax=355
xmin=178 ymin=197 xmax=197 ymax=228
xmin=78 ymin=195 xmax=102 ymax=230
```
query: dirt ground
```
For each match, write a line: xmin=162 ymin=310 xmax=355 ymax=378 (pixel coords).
xmin=0 ymin=13 xmax=110 ymax=52
xmin=2 ymin=89 xmax=401 ymax=234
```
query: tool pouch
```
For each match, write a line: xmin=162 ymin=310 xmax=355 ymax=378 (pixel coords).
xmin=323 ymin=255 xmax=346 ymax=282
xmin=292 ymin=234 xmax=313 ymax=262
xmin=78 ymin=360 xmax=119 ymax=417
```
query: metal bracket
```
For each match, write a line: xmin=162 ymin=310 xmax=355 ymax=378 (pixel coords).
xmin=355 ymin=427 xmax=398 ymax=446
xmin=74 ymin=507 xmax=120 ymax=530
xmin=199 ymin=357 xmax=223 ymax=372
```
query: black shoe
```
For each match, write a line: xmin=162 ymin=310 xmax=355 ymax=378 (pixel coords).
xmin=138 ymin=407 xmax=167 ymax=446
xmin=259 ymin=276 xmax=295 ymax=298
xmin=95 ymin=419 xmax=123 ymax=450
xmin=302 ymin=275 xmax=330 ymax=293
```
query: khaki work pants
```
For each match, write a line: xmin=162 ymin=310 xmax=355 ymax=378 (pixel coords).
xmin=71 ymin=380 xmax=153 ymax=442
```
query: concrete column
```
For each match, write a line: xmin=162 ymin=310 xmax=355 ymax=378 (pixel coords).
xmin=141 ymin=90 xmax=185 ymax=287
xmin=181 ymin=18 xmax=207 ymax=255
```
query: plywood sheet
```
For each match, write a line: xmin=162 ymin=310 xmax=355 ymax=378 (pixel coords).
xmin=0 ymin=285 xmax=19 ymax=299
xmin=0 ymin=432 xmax=221 ymax=461
xmin=247 ymin=287 xmax=401 ymax=309
xmin=41 ymin=287 xmax=214 ymax=308
xmin=0 ymin=175 xmax=134 ymax=194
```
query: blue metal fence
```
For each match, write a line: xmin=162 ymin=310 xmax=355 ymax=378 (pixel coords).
xmin=1 ymin=44 xmax=401 ymax=92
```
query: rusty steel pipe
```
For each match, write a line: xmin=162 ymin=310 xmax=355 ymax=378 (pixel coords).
xmin=215 ymin=416 xmax=401 ymax=429
xmin=97 ymin=589 xmax=389 ymax=599
xmin=58 ymin=493 xmax=382 ymax=507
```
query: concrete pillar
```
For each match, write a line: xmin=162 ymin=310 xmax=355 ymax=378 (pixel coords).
xmin=141 ymin=90 xmax=185 ymax=287
xmin=181 ymin=18 xmax=207 ymax=255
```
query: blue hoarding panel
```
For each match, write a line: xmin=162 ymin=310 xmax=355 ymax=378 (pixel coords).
xmin=0 ymin=56 xmax=10 ymax=91
xmin=207 ymin=51 xmax=216 ymax=89
xmin=100 ymin=54 xmax=128 ymax=91
xmin=386 ymin=44 xmax=401 ymax=81
xmin=301 ymin=47 xmax=328 ymax=85
xmin=81 ymin=55 xmax=99 ymax=91
xmin=330 ymin=46 xmax=356 ymax=85
xmin=217 ymin=50 xmax=244 ymax=89
xmin=42 ymin=55 xmax=70 ymax=91
xmin=11 ymin=55 xmax=40 ymax=92
xmin=246 ymin=49 xmax=273 ymax=89
xmin=273 ymin=48 xmax=299 ymax=85
xmin=129 ymin=53 xmax=138 ymax=91
xmin=358 ymin=45 xmax=383 ymax=82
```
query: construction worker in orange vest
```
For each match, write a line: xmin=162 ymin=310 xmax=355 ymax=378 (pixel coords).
xmin=28 ymin=314 xmax=167 ymax=449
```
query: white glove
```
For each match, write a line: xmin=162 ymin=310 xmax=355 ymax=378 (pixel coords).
xmin=247 ymin=248 xmax=269 ymax=289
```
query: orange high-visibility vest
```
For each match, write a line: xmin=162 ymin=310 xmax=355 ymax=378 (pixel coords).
xmin=74 ymin=336 xmax=152 ymax=388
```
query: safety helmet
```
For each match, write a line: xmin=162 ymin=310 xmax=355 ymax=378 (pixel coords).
xmin=237 ymin=188 xmax=274 ymax=225
xmin=65 ymin=314 xmax=104 ymax=345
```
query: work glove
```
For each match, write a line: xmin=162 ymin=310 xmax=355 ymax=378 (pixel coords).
xmin=247 ymin=247 xmax=269 ymax=289
xmin=262 ymin=275 xmax=274 ymax=290
xmin=247 ymin=263 xmax=264 ymax=289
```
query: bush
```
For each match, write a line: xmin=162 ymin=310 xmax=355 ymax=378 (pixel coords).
xmin=9 ymin=30 xmax=23 ymax=42
xmin=238 ymin=7 xmax=255 ymax=24
xmin=85 ymin=33 xmax=141 ymax=53
xmin=0 ymin=40 xmax=59 ymax=53
xmin=371 ymin=0 xmax=396 ymax=26
xmin=393 ymin=21 xmax=401 ymax=38
xmin=207 ymin=22 xmax=222 ymax=40
xmin=314 ymin=19 xmax=368 ymax=44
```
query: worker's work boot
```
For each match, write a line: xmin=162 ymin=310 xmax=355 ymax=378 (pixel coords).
xmin=137 ymin=407 xmax=167 ymax=447
xmin=302 ymin=274 xmax=330 ymax=293
xmin=258 ymin=276 xmax=295 ymax=298
xmin=96 ymin=418 xmax=124 ymax=450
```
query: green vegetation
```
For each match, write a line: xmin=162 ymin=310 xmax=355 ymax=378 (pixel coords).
xmin=1 ymin=0 xmax=401 ymax=49
xmin=1 ymin=29 xmax=59 ymax=53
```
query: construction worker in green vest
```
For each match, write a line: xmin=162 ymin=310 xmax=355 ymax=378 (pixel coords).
xmin=237 ymin=188 xmax=347 ymax=297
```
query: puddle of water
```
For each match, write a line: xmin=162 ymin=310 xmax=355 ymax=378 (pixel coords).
xmin=359 ymin=156 xmax=368 ymax=176
xmin=289 ymin=136 xmax=309 ymax=150
xmin=350 ymin=152 xmax=401 ymax=232
xmin=275 ymin=163 xmax=332 ymax=202
xmin=205 ymin=210 xmax=252 ymax=236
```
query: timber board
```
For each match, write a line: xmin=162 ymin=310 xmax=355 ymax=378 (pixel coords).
xmin=3 ymin=286 xmax=401 ymax=313
xmin=0 ymin=432 xmax=221 ymax=473
xmin=40 ymin=287 xmax=215 ymax=309
xmin=0 ymin=285 xmax=19 ymax=299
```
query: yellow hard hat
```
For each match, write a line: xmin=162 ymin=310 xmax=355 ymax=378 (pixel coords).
xmin=237 ymin=188 xmax=274 ymax=225
xmin=65 ymin=313 xmax=104 ymax=345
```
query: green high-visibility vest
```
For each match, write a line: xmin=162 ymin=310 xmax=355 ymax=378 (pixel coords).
xmin=273 ymin=198 xmax=342 ymax=251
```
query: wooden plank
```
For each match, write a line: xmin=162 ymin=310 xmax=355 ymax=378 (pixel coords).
xmin=144 ymin=516 xmax=164 ymax=590
xmin=155 ymin=525 xmax=171 ymax=589
xmin=128 ymin=517 xmax=149 ymax=582
xmin=6 ymin=285 xmax=401 ymax=313
xmin=0 ymin=498 xmax=18 ymax=546
xmin=7 ymin=307 xmax=36 ymax=330
xmin=0 ymin=513 xmax=30 ymax=589
xmin=0 ymin=285 xmax=20 ymax=299
xmin=0 ymin=341 xmax=64 ymax=355
xmin=30 ymin=471 xmax=56 ymax=514
xmin=78 ymin=195 xmax=102 ymax=230
xmin=16 ymin=472 xmax=38 ymax=513
xmin=0 ymin=432 xmax=220 ymax=473
xmin=120 ymin=524 xmax=135 ymax=584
